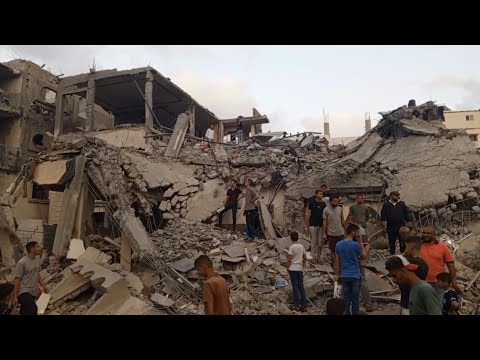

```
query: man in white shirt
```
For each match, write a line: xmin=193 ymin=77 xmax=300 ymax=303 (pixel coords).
xmin=205 ymin=125 xmax=215 ymax=142
xmin=287 ymin=231 xmax=307 ymax=312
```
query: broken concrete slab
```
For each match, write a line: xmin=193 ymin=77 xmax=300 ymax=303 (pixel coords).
xmin=186 ymin=180 xmax=224 ymax=222
xmin=340 ymin=132 xmax=383 ymax=166
xmin=92 ymin=127 xmax=148 ymax=149
xmin=399 ymin=118 xmax=442 ymax=136
xmin=78 ymin=247 xmax=111 ymax=265
xmin=223 ymin=245 xmax=246 ymax=258
xmin=170 ymin=258 xmax=195 ymax=273
xmin=49 ymin=272 xmax=91 ymax=309
xmin=165 ymin=112 xmax=190 ymax=159
xmin=70 ymin=258 xmax=123 ymax=292
xmin=252 ymin=285 xmax=273 ymax=295
xmin=259 ymin=201 xmax=276 ymax=240
xmin=274 ymin=237 xmax=292 ymax=253
xmin=115 ymin=212 xmax=155 ymax=255
xmin=36 ymin=292 xmax=51 ymax=315
xmin=222 ymin=256 xmax=246 ymax=263
xmin=66 ymin=239 xmax=86 ymax=260
xmin=364 ymin=268 xmax=393 ymax=292
xmin=124 ymin=152 xmax=197 ymax=190
xmin=33 ymin=160 xmax=67 ymax=185
xmin=123 ymin=271 xmax=144 ymax=296
xmin=151 ymin=293 xmax=175 ymax=307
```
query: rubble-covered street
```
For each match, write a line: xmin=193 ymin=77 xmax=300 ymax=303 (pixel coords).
xmin=1 ymin=57 xmax=480 ymax=316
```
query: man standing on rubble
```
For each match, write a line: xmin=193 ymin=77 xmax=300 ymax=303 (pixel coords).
xmin=13 ymin=241 xmax=48 ymax=315
xmin=304 ymin=190 xmax=327 ymax=263
xmin=323 ymin=194 xmax=346 ymax=268
xmin=320 ymin=184 xmax=333 ymax=198
xmin=381 ymin=191 xmax=410 ymax=255
xmin=348 ymin=194 xmax=369 ymax=230
xmin=420 ymin=226 xmax=462 ymax=303
xmin=236 ymin=117 xmax=243 ymax=144
xmin=244 ymin=178 xmax=260 ymax=241
xmin=195 ymin=255 xmax=232 ymax=315
xmin=334 ymin=224 xmax=367 ymax=315
xmin=205 ymin=124 xmax=215 ymax=143
xmin=218 ymin=179 xmax=243 ymax=233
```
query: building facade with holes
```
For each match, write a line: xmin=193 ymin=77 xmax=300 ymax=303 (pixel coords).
xmin=444 ymin=110 xmax=480 ymax=147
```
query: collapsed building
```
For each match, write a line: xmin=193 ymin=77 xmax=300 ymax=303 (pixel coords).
xmin=1 ymin=60 xmax=480 ymax=315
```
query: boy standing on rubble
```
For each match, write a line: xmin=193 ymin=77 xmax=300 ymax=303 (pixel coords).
xmin=13 ymin=241 xmax=48 ymax=315
xmin=334 ymin=224 xmax=366 ymax=315
xmin=305 ymin=190 xmax=326 ymax=263
xmin=195 ymin=255 xmax=232 ymax=315
xmin=399 ymin=236 xmax=429 ymax=315
xmin=381 ymin=191 xmax=410 ymax=255
xmin=287 ymin=231 xmax=307 ymax=312
xmin=436 ymin=272 xmax=461 ymax=315
xmin=385 ymin=255 xmax=442 ymax=315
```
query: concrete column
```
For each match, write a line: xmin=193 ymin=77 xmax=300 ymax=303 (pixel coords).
xmin=145 ymin=70 xmax=154 ymax=128
xmin=54 ymin=86 xmax=66 ymax=138
xmin=218 ymin=122 xmax=224 ymax=143
xmin=72 ymin=180 xmax=95 ymax=240
xmin=189 ymin=105 xmax=196 ymax=136
xmin=250 ymin=123 xmax=257 ymax=136
xmin=85 ymin=75 xmax=96 ymax=132
xmin=72 ymin=96 xmax=80 ymax=128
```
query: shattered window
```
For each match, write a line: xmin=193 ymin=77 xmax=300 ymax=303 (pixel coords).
xmin=466 ymin=115 xmax=475 ymax=121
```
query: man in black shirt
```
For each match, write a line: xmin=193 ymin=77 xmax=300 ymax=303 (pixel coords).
xmin=219 ymin=179 xmax=243 ymax=232
xmin=304 ymin=190 xmax=327 ymax=263
xmin=399 ymin=235 xmax=429 ymax=315
xmin=381 ymin=191 xmax=410 ymax=255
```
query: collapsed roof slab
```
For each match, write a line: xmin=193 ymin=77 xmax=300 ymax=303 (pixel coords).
xmin=56 ymin=66 xmax=219 ymax=134
xmin=370 ymin=134 xmax=480 ymax=209
xmin=285 ymin=172 xmax=385 ymax=199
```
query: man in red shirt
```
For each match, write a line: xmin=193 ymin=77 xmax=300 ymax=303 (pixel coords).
xmin=195 ymin=255 xmax=232 ymax=315
xmin=420 ymin=226 xmax=462 ymax=303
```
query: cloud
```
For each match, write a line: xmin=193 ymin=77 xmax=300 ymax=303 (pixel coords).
xmin=174 ymin=69 xmax=258 ymax=118
xmin=424 ymin=74 xmax=480 ymax=110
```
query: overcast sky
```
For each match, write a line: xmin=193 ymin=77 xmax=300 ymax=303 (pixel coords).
xmin=2 ymin=45 xmax=480 ymax=138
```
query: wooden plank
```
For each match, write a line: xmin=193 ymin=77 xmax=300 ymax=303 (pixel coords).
xmin=120 ymin=236 xmax=132 ymax=272
xmin=164 ymin=113 xmax=190 ymax=158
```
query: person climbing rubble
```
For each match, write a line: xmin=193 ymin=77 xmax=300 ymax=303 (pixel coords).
xmin=218 ymin=179 xmax=243 ymax=233
xmin=205 ymin=124 xmax=215 ymax=142
xmin=381 ymin=191 xmax=410 ymax=255
xmin=194 ymin=255 xmax=232 ymax=315
xmin=420 ymin=226 xmax=462 ymax=303
xmin=304 ymin=189 xmax=326 ymax=263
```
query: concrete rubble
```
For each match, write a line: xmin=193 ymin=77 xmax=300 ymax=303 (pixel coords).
xmin=2 ymin=70 xmax=480 ymax=317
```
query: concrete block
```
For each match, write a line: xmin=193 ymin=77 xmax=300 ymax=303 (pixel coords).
xmin=66 ymin=239 xmax=86 ymax=260
xmin=70 ymin=258 xmax=123 ymax=292
xmin=123 ymin=271 xmax=144 ymax=296
xmin=151 ymin=293 xmax=175 ymax=307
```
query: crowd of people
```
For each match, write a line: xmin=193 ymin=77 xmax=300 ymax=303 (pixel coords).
xmin=2 ymin=181 xmax=463 ymax=316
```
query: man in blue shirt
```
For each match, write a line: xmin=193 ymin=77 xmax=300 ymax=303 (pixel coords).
xmin=334 ymin=224 xmax=367 ymax=315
